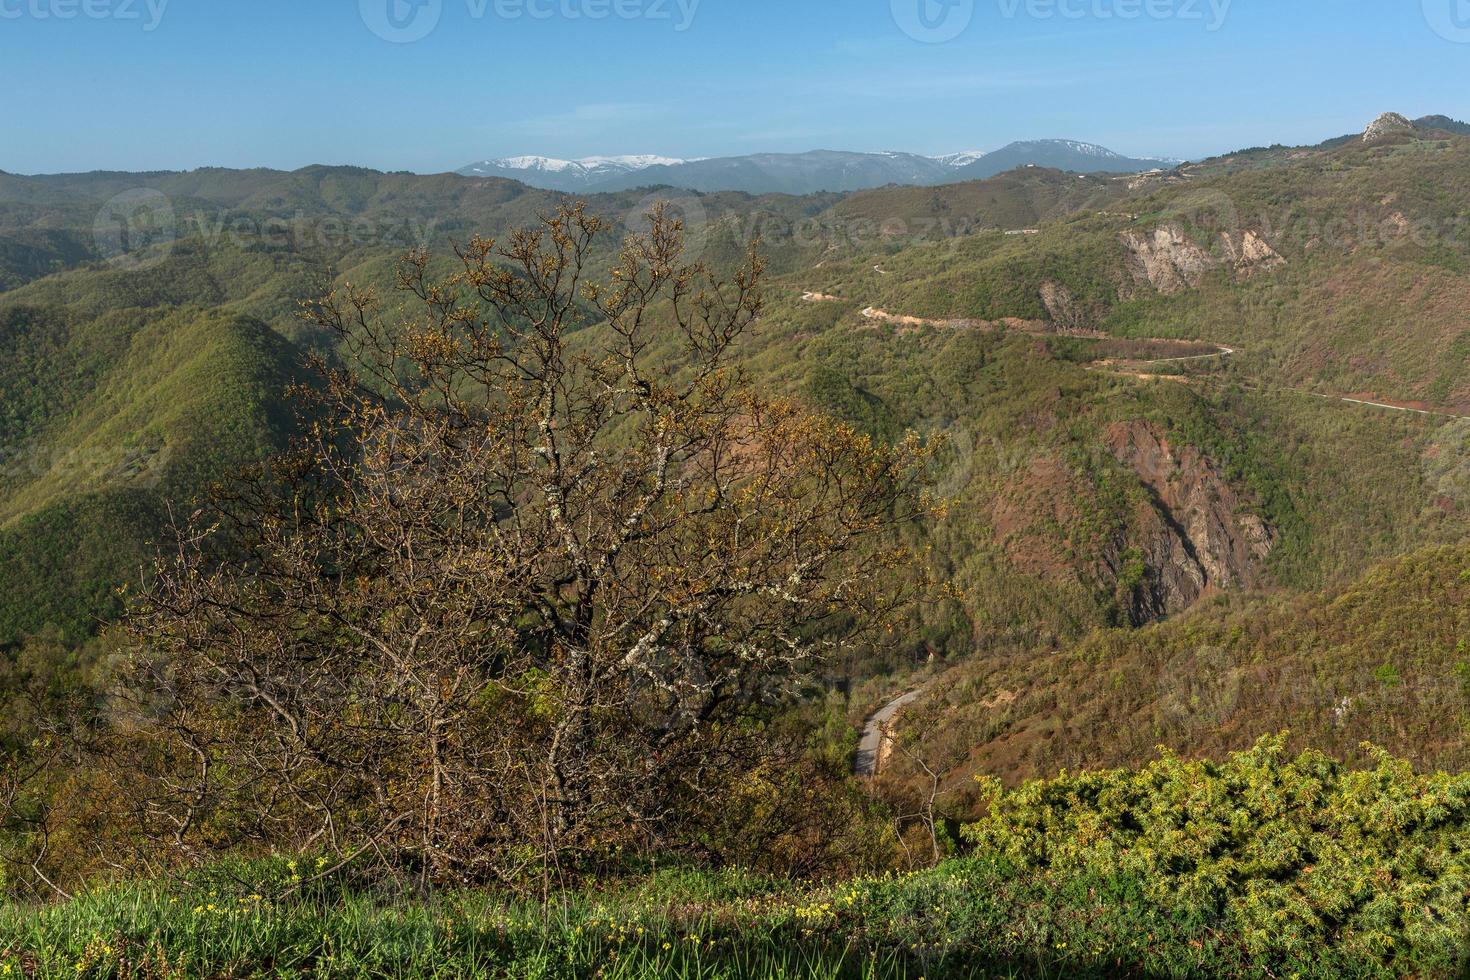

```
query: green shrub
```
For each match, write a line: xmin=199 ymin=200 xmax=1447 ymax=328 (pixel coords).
xmin=964 ymin=736 xmax=1470 ymax=976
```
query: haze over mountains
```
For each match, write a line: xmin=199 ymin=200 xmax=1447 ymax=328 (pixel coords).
xmin=4 ymin=107 xmax=1467 ymax=653
xmin=9 ymin=102 xmax=1470 ymax=970
xmin=459 ymin=139 xmax=1183 ymax=195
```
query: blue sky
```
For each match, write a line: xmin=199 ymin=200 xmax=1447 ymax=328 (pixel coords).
xmin=2 ymin=0 xmax=1467 ymax=174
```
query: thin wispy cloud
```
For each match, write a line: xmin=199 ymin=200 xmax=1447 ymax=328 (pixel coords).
xmin=499 ymin=102 xmax=666 ymax=140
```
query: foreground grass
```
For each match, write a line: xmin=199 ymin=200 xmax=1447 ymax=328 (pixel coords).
xmin=0 ymin=857 xmax=1454 ymax=979
xmin=7 ymin=738 xmax=1470 ymax=978
xmin=0 ymin=862 xmax=1255 ymax=980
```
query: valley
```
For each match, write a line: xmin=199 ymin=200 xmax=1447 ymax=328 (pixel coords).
xmin=3 ymin=105 xmax=1470 ymax=978
xmin=6 ymin=109 xmax=1470 ymax=711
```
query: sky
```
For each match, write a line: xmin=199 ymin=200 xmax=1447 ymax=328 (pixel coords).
xmin=2 ymin=0 xmax=1468 ymax=174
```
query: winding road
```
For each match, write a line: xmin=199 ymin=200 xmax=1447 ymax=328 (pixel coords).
xmin=806 ymin=287 xmax=1468 ymax=422
xmin=855 ymin=687 xmax=928 ymax=777
xmin=794 ymin=226 xmax=1470 ymax=432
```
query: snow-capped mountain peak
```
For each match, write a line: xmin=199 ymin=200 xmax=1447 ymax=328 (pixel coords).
xmin=482 ymin=156 xmax=577 ymax=173
xmin=575 ymin=154 xmax=688 ymax=169
xmin=931 ymin=142 xmax=1122 ymax=168
xmin=931 ymin=150 xmax=990 ymax=168
xmin=457 ymin=142 xmax=1184 ymax=193
xmin=1050 ymin=140 xmax=1123 ymax=159
xmin=462 ymin=155 xmax=686 ymax=176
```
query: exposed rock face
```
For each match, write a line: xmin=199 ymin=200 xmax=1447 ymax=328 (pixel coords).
xmin=1219 ymin=230 xmax=1286 ymax=274
xmin=1038 ymin=280 xmax=1092 ymax=334
xmin=1121 ymin=223 xmax=1287 ymax=294
xmin=1363 ymin=112 xmax=1415 ymax=143
xmin=1104 ymin=421 xmax=1275 ymax=624
xmin=1120 ymin=225 xmax=1216 ymax=294
xmin=983 ymin=425 xmax=1274 ymax=626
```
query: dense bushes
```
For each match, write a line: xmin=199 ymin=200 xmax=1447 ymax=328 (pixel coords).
xmin=966 ymin=736 xmax=1470 ymax=975
xmin=0 ymin=307 xmax=306 ymax=646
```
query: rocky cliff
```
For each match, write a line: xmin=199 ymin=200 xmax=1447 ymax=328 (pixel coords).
xmin=1363 ymin=112 xmax=1416 ymax=143
xmin=1103 ymin=420 xmax=1275 ymax=623
xmin=1120 ymin=223 xmax=1285 ymax=295
xmin=985 ymin=421 xmax=1275 ymax=626
xmin=1038 ymin=280 xmax=1095 ymax=334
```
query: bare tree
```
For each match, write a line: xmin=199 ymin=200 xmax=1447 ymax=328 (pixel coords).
xmin=870 ymin=690 xmax=950 ymax=870
xmin=119 ymin=204 xmax=935 ymax=889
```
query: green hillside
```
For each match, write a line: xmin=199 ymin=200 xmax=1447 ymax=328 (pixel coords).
xmin=0 ymin=305 xmax=305 ymax=644
xmin=0 ymin=162 xmax=1151 ymax=647
xmin=891 ymin=541 xmax=1470 ymax=800
xmin=1 ymin=123 xmax=1469 ymax=829
xmin=792 ymin=126 xmax=1470 ymax=413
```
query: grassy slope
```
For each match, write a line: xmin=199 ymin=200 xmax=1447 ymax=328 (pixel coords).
xmin=826 ymin=168 xmax=1126 ymax=231
xmin=904 ymin=542 xmax=1470 ymax=796
xmin=0 ymin=306 xmax=305 ymax=644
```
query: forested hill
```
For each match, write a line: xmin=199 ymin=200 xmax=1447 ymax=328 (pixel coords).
xmin=1 ymin=116 xmax=1469 ymax=696
xmin=3 ymin=117 xmax=1470 ymax=977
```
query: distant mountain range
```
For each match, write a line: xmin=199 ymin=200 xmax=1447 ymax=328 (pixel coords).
xmin=458 ymin=140 xmax=1182 ymax=195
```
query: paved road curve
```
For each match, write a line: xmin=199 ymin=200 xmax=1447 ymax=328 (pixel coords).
xmin=855 ymin=688 xmax=927 ymax=777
